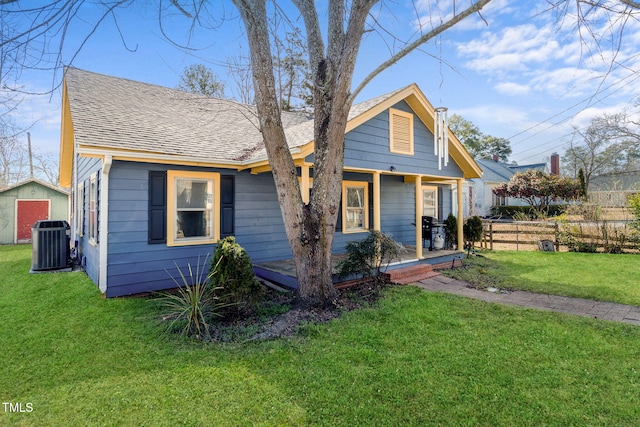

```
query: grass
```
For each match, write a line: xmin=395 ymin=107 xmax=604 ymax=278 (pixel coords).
xmin=446 ymin=250 xmax=640 ymax=305
xmin=2 ymin=244 xmax=640 ymax=425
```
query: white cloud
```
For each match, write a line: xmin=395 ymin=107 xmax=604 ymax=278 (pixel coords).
xmin=456 ymin=23 xmax=566 ymax=75
xmin=452 ymin=103 xmax=532 ymax=135
xmin=494 ymin=81 xmax=531 ymax=96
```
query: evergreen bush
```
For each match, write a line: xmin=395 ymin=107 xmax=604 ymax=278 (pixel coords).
xmin=444 ymin=213 xmax=458 ymax=249
xmin=463 ymin=216 xmax=483 ymax=257
xmin=210 ymin=236 xmax=264 ymax=316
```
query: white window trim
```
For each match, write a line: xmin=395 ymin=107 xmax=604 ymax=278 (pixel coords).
xmin=342 ymin=180 xmax=369 ymax=234
xmin=76 ymin=182 xmax=84 ymax=237
xmin=422 ymin=185 xmax=438 ymax=220
xmin=167 ymin=170 xmax=221 ymax=247
xmin=389 ymin=108 xmax=414 ymax=155
xmin=88 ymin=173 xmax=98 ymax=245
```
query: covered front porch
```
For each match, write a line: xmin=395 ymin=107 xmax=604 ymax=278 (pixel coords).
xmin=254 ymin=248 xmax=464 ymax=289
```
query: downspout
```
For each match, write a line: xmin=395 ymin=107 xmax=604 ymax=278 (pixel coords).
xmin=98 ymin=155 xmax=112 ymax=295
xmin=72 ymin=137 xmax=79 ymax=244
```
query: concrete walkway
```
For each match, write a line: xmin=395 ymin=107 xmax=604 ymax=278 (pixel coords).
xmin=412 ymin=274 xmax=640 ymax=326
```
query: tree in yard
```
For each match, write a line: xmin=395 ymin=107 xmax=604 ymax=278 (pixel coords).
xmin=4 ymin=0 xmax=639 ymax=306
xmin=563 ymin=113 xmax=640 ymax=193
xmin=177 ymin=64 xmax=226 ymax=98
xmin=0 ymin=123 xmax=60 ymax=187
xmin=226 ymin=0 xmax=492 ymax=306
xmin=577 ymin=168 xmax=587 ymax=200
xmin=272 ymin=28 xmax=313 ymax=113
xmin=448 ymin=114 xmax=512 ymax=162
xmin=493 ymin=170 xmax=581 ymax=215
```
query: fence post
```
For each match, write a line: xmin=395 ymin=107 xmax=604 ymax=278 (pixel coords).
xmin=554 ymin=221 xmax=560 ymax=251
xmin=516 ymin=222 xmax=519 ymax=251
xmin=490 ymin=221 xmax=494 ymax=250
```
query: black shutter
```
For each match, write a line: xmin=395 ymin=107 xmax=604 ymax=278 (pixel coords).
xmin=220 ymin=175 xmax=235 ymax=238
xmin=335 ymin=197 xmax=343 ymax=232
xmin=148 ymin=171 xmax=167 ymax=244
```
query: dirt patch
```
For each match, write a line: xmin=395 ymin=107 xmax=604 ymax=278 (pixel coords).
xmin=209 ymin=280 xmax=387 ymax=342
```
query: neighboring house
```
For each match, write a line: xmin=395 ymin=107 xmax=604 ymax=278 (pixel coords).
xmin=0 ymin=178 xmax=69 ymax=244
xmin=59 ymin=67 xmax=482 ymax=297
xmin=589 ymin=170 xmax=640 ymax=207
xmin=467 ymin=158 xmax=548 ymax=217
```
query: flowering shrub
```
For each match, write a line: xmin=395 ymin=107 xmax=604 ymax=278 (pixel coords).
xmin=493 ymin=170 xmax=581 ymax=215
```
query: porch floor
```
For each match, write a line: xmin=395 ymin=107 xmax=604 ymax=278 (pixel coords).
xmin=253 ymin=247 xmax=463 ymax=289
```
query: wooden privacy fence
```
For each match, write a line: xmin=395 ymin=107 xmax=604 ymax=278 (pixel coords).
xmin=481 ymin=219 xmax=639 ymax=252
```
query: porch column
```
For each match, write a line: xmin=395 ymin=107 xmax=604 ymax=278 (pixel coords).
xmin=415 ymin=175 xmax=423 ymax=259
xmin=373 ymin=171 xmax=381 ymax=231
xmin=457 ymin=178 xmax=464 ymax=251
xmin=300 ymin=164 xmax=310 ymax=204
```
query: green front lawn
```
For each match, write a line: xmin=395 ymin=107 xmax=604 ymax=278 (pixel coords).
xmin=446 ymin=251 xmax=640 ymax=305
xmin=2 ymin=245 xmax=640 ymax=425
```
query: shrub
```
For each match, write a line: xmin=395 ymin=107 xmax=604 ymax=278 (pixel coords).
xmin=210 ymin=236 xmax=263 ymax=316
xmin=158 ymin=256 xmax=226 ymax=341
xmin=463 ymin=216 xmax=483 ymax=256
xmin=557 ymin=213 xmax=636 ymax=254
xmin=443 ymin=213 xmax=458 ymax=249
xmin=490 ymin=205 xmax=568 ymax=219
xmin=336 ymin=231 xmax=406 ymax=284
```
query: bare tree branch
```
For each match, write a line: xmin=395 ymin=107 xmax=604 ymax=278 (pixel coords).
xmin=352 ymin=0 xmax=493 ymax=99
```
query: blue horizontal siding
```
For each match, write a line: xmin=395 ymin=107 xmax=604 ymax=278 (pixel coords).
xmin=102 ymin=161 xmax=293 ymax=296
xmin=344 ymin=101 xmax=464 ymax=177
xmin=96 ymin=99 xmax=463 ymax=297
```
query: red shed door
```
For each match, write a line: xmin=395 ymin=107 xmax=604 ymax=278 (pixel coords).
xmin=16 ymin=200 xmax=50 ymax=243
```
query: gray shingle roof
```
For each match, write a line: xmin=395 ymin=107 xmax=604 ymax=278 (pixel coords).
xmin=65 ymin=68 xmax=407 ymax=165
xmin=65 ymin=68 xmax=310 ymax=163
xmin=476 ymin=159 xmax=547 ymax=183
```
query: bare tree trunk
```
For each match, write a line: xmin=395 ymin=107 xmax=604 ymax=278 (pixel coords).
xmin=233 ymin=0 xmax=374 ymax=306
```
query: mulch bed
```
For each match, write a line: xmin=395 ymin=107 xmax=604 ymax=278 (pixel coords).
xmin=210 ymin=280 xmax=388 ymax=342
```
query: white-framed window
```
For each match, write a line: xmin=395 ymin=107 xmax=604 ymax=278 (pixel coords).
xmin=423 ymin=186 xmax=438 ymax=220
xmin=389 ymin=108 xmax=414 ymax=155
xmin=342 ymin=181 xmax=368 ymax=233
xmin=493 ymin=192 xmax=507 ymax=207
xmin=89 ymin=173 xmax=98 ymax=243
xmin=76 ymin=182 xmax=84 ymax=237
xmin=167 ymin=170 xmax=220 ymax=246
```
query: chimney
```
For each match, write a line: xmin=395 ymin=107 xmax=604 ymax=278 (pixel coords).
xmin=550 ymin=153 xmax=560 ymax=175
xmin=492 ymin=154 xmax=499 ymax=162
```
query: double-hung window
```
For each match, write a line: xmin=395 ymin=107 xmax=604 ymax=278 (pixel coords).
xmin=493 ymin=192 xmax=507 ymax=207
xmin=342 ymin=181 xmax=368 ymax=233
xmin=167 ymin=171 xmax=220 ymax=246
xmin=89 ymin=173 xmax=98 ymax=243
xmin=422 ymin=186 xmax=438 ymax=220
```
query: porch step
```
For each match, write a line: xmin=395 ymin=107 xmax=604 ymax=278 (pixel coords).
xmin=384 ymin=264 xmax=441 ymax=285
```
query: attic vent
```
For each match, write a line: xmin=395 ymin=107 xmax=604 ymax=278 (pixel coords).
xmin=389 ymin=108 xmax=414 ymax=155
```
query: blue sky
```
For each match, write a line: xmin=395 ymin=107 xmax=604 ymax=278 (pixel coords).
xmin=6 ymin=0 xmax=640 ymax=167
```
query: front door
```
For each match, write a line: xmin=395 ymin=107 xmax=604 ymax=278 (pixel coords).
xmin=16 ymin=200 xmax=50 ymax=243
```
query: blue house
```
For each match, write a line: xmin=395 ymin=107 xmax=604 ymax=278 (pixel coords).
xmin=59 ymin=68 xmax=482 ymax=297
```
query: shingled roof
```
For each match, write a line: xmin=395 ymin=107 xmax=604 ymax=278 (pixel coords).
xmin=63 ymin=67 xmax=406 ymax=165
xmin=65 ymin=67 xmax=312 ymax=163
